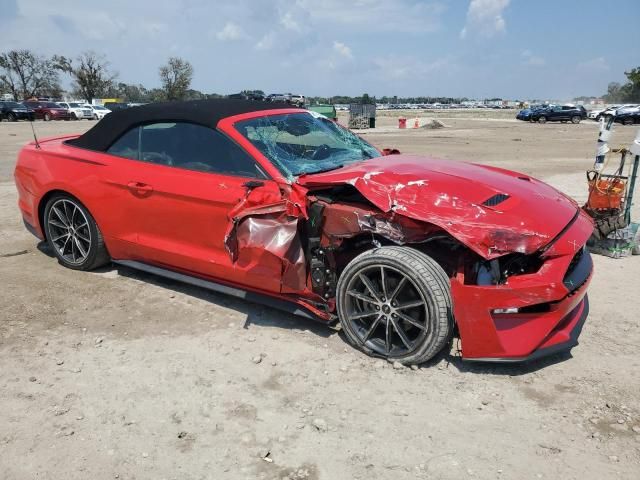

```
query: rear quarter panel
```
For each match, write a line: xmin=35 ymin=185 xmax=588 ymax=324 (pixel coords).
xmin=14 ymin=136 xmax=137 ymax=257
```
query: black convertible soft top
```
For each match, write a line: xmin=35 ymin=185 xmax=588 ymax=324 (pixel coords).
xmin=68 ymin=99 xmax=294 ymax=151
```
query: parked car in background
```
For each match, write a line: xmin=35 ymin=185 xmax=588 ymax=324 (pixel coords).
xmin=267 ymin=93 xmax=291 ymax=103
xmin=228 ymin=92 xmax=265 ymax=101
xmin=0 ymin=101 xmax=35 ymax=121
xmin=515 ymin=104 xmax=544 ymax=121
xmin=84 ymin=104 xmax=111 ymax=120
xmin=290 ymin=94 xmax=305 ymax=107
xmin=587 ymin=107 xmax=607 ymax=120
xmin=612 ymin=104 xmax=639 ymax=118
xmin=103 ymin=102 xmax=129 ymax=112
xmin=529 ymin=104 xmax=587 ymax=124
xmin=593 ymin=104 xmax=639 ymax=121
xmin=22 ymin=101 xmax=71 ymax=121
xmin=57 ymin=102 xmax=94 ymax=120
xmin=614 ymin=107 xmax=640 ymax=125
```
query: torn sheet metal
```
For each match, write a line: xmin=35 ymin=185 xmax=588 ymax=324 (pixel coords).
xmin=316 ymin=200 xmax=437 ymax=245
xmin=224 ymin=186 xmax=307 ymax=292
xmin=298 ymin=155 xmax=580 ymax=259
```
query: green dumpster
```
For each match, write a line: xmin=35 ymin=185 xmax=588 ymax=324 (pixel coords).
xmin=308 ymin=104 xmax=337 ymax=121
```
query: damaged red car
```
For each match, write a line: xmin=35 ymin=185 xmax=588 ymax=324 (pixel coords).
xmin=14 ymin=100 xmax=593 ymax=364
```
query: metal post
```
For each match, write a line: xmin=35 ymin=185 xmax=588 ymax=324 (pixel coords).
xmin=624 ymin=129 xmax=640 ymax=225
xmin=594 ymin=116 xmax=615 ymax=171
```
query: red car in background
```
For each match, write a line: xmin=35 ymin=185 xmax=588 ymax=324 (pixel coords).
xmin=22 ymin=101 xmax=71 ymax=121
xmin=13 ymin=100 xmax=593 ymax=365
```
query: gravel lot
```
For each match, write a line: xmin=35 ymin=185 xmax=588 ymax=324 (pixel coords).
xmin=1 ymin=113 xmax=639 ymax=480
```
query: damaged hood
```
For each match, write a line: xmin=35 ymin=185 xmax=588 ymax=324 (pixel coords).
xmin=298 ymin=155 xmax=579 ymax=259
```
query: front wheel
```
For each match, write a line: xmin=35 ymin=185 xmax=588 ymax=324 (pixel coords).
xmin=7 ymin=112 xmax=16 ymax=122
xmin=571 ymin=116 xmax=581 ymax=124
xmin=43 ymin=113 xmax=51 ymax=121
xmin=336 ymin=246 xmax=453 ymax=365
xmin=623 ymin=118 xmax=634 ymax=125
xmin=44 ymin=194 xmax=110 ymax=271
xmin=538 ymin=116 xmax=547 ymax=123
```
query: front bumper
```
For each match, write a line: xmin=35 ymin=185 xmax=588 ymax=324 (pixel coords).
xmin=13 ymin=111 xmax=35 ymax=120
xmin=452 ymin=209 xmax=594 ymax=362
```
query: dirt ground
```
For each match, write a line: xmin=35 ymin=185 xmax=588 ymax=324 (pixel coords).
xmin=1 ymin=112 xmax=639 ymax=480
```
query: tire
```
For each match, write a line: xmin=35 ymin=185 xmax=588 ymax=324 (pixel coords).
xmin=43 ymin=194 xmax=110 ymax=271
xmin=571 ymin=116 xmax=581 ymax=124
xmin=73 ymin=112 xmax=80 ymax=120
xmin=7 ymin=112 xmax=17 ymax=122
xmin=537 ymin=116 xmax=547 ymax=123
xmin=44 ymin=113 xmax=51 ymax=121
xmin=623 ymin=118 xmax=633 ymax=126
xmin=336 ymin=246 xmax=453 ymax=365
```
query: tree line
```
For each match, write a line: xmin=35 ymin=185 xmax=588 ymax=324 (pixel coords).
xmin=0 ymin=49 xmax=197 ymax=103
xmin=602 ymin=68 xmax=640 ymax=104
xmin=3 ymin=49 xmax=638 ymax=106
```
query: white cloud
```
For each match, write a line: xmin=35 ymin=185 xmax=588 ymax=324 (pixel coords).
xmin=297 ymin=0 xmax=444 ymax=33
xmin=280 ymin=11 xmax=301 ymax=32
xmin=255 ymin=32 xmax=276 ymax=51
xmin=578 ymin=57 xmax=609 ymax=71
xmin=216 ymin=22 xmax=246 ymax=41
xmin=333 ymin=41 xmax=353 ymax=59
xmin=370 ymin=55 xmax=457 ymax=81
xmin=461 ymin=0 xmax=510 ymax=39
xmin=521 ymin=50 xmax=545 ymax=66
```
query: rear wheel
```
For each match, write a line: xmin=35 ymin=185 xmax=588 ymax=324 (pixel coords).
xmin=44 ymin=113 xmax=51 ymax=121
xmin=623 ymin=118 xmax=634 ymax=125
xmin=538 ymin=116 xmax=547 ymax=124
xmin=336 ymin=246 xmax=453 ymax=365
xmin=44 ymin=195 xmax=110 ymax=271
xmin=571 ymin=115 xmax=581 ymax=124
xmin=7 ymin=112 xmax=16 ymax=122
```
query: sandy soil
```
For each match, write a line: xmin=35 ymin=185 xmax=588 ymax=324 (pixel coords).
xmin=1 ymin=113 xmax=639 ymax=480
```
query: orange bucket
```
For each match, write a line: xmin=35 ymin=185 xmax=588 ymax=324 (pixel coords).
xmin=586 ymin=177 xmax=625 ymax=210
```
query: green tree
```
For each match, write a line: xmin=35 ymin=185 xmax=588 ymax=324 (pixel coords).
xmin=622 ymin=67 xmax=640 ymax=102
xmin=0 ymin=49 xmax=61 ymax=100
xmin=159 ymin=57 xmax=193 ymax=101
xmin=603 ymin=82 xmax=622 ymax=103
xmin=54 ymin=51 xmax=116 ymax=102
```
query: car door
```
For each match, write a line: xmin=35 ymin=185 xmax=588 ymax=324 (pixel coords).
xmin=118 ymin=121 xmax=285 ymax=293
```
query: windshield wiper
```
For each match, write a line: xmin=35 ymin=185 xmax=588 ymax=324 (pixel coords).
xmin=298 ymin=164 xmax=345 ymax=176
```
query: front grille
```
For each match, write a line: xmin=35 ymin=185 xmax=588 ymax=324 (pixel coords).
xmin=482 ymin=193 xmax=510 ymax=207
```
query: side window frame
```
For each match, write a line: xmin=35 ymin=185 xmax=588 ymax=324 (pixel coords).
xmin=105 ymin=121 xmax=269 ymax=180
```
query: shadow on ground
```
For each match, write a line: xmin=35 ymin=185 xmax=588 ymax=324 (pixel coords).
xmin=36 ymin=241 xmax=574 ymax=373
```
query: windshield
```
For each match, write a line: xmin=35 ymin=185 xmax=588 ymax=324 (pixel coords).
xmin=235 ymin=112 xmax=381 ymax=179
xmin=69 ymin=103 xmax=82 ymax=107
xmin=3 ymin=102 xmax=21 ymax=108
xmin=45 ymin=102 xmax=60 ymax=108
xmin=94 ymin=105 xmax=107 ymax=110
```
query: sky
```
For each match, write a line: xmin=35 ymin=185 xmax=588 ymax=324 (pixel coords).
xmin=1 ymin=0 xmax=639 ymax=100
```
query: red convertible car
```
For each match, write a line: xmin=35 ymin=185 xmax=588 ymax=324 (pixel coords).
xmin=14 ymin=100 xmax=593 ymax=364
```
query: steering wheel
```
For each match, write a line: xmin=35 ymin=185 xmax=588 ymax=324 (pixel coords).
xmin=311 ymin=144 xmax=331 ymax=160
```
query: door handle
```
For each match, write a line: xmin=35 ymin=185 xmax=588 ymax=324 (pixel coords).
xmin=127 ymin=182 xmax=153 ymax=193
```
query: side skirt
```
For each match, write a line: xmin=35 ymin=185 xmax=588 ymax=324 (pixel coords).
xmin=112 ymin=260 xmax=320 ymax=321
